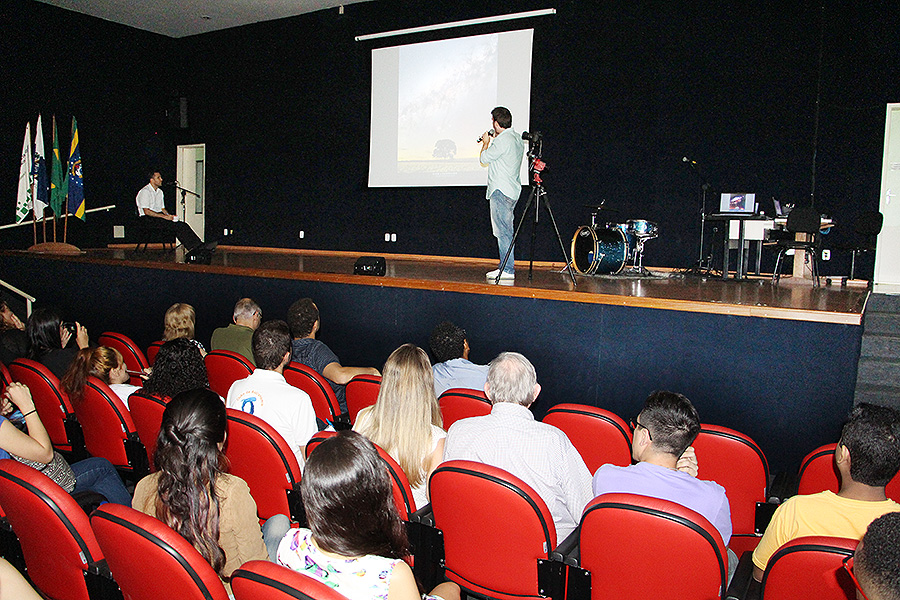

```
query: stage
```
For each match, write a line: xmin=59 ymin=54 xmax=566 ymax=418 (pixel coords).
xmin=0 ymin=245 xmax=868 ymax=473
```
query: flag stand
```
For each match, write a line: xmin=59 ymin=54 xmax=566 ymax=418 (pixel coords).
xmin=27 ymin=241 xmax=83 ymax=255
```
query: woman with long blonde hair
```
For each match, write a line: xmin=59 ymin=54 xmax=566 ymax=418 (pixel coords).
xmin=353 ymin=344 xmax=444 ymax=509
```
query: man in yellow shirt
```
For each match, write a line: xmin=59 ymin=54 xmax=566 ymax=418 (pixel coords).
xmin=752 ymin=403 xmax=900 ymax=580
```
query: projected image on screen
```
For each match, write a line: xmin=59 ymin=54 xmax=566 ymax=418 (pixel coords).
xmin=370 ymin=29 xmax=533 ymax=188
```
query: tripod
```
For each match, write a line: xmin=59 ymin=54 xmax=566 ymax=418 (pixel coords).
xmin=496 ymin=136 xmax=577 ymax=286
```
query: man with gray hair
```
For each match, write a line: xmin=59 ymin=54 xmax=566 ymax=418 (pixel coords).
xmin=210 ymin=298 xmax=262 ymax=365
xmin=443 ymin=352 xmax=592 ymax=544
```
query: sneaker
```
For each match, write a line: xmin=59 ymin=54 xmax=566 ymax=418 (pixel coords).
xmin=486 ymin=269 xmax=515 ymax=280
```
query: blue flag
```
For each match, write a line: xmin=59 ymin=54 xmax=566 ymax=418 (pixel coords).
xmin=67 ymin=116 xmax=85 ymax=220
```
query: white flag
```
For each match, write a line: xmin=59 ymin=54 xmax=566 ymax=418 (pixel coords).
xmin=32 ymin=115 xmax=48 ymax=217
xmin=15 ymin=122 xmax=32 ymax=223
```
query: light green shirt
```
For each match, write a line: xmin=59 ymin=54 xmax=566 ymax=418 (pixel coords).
xmin=481 ymin=128 xmax=525 ymax=200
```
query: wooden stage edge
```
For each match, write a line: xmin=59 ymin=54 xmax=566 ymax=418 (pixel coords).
xmin=22 ymin=244 xmax=869 ymax=327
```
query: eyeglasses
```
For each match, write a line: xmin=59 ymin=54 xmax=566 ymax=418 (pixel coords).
xmin=630 ymin=417 xmax=652 ymax=441
xmin=843 ymin=554 xmax=869 ymax=600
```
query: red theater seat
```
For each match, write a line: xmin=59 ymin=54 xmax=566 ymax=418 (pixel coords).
xmin=796 ymin=442 xmax=900 ymax=503
xmin=92 ymin=503 xmax=229 ymax=600
xmin=205 ymin=349 xmax=254 ymax=398
xmin=232 ymin=560 xmax=349 ymax=600
xmin=98 ymin=331 xmax=149 ymax=386
xmin=283 ymin=361 xmax=348 ymax=428
xmin=76 ymin=377 xmax=149 ymax=477
xmin=128 ymin=390 xmax=167 ymax=469
xmin=345 ymin=373 xmax=381 ymax=423
xmin=145 ymin=340 xmax=164 ymax=366
xmin=759 ymin=536 xmax=857 ymax=600
xmin=437 ymin=388 xmax=491 ymax=429
xmin=542 ymin=403 xmax=632 ymax=472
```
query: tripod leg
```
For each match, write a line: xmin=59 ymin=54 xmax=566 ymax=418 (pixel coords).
xmin=496 ymin=188 xmax=535 ymax=283
xmin=528 ymin=191 xmax=541 ymax=281
xmin=539 ymin=190 xmax=578 ymax=286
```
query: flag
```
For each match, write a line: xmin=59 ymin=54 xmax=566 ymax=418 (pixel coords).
xmin=67 ymin=116 xmax=85 ymax=220
xmin=15 ymin=122 xmax=32 ymax=223
xmin=31 ymin=115 xmax=49 ymax=218
xmin=50 ymin=115 xmax=66 ymax=217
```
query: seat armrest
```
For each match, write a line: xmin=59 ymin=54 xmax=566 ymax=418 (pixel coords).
xmin=410 ymin=503 xmax=433 ymax=526
xmin=550 ymin=527 xmax=580 ymax=565
xmin=725 ymin=551 xmax=760 ymax=600
xmin=766 ymin=471 xmax=797 ymax=502
xmin=333 ymin=412 xmax=352 ymax=431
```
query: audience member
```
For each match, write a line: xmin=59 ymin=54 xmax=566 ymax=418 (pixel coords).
xmin=26 ymin=306 xmax=89 ymax=379
xmin=133 ymin=388 xmax=288 ymax=591
xmin=1 ymin=381 xmax=131 ymax=505
xmin=139 ymin=338 xmax=209 ymax=401
xmin=162 ymin=303 xmax=206 ymax=356
xmin=592 ymin=390 xmax=734 ymax=575
xmin=0 ymin=298 xmax=28 ymax=366
xmin=226 ymin=320 xmax=317 ymax=465
xmin=854 ymin=512 xmax=900 ymax=600
xmin=428 ymin=321 xmax=489 ymax=397
xmin=0 ymin=557 xmax=42 ymax=600
xmin=286 ymin=298 xmax=379 ymax=414
xmin=443 ymin=352 xmax=592 ymax=544
xmin=277 ymin=430 xmax=460 ymax=600
xmin=61 ymin=347 xmax=140 ymax=408
xmin=354 ymin=344 xmax=445 ymax=509
xmin=210 ymin=298 xmax=261 ymax=366
xmin=752 ymin=403 xmax=900 ymax=579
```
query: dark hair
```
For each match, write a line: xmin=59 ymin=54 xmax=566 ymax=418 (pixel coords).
xmin=26 ymin=306 xmax=65 ymax=359
xmin=640 ymin=391 xmax=701 ymax=457
xmin=840 ymin=403 xmax=900 ymax=487
xmin=154 ymin=388 xmax=229 ymax=574
xmin=302 ymin=430 xmax=409 ymax=559
xmin=148 ymin=170 xmax=160 ymax=181
xmin=429 ymin=321 xmax=466 ymax=364
xmin=286 ymin=298 xmax=318 ymax=338
xmin=491 ymin=106 xmax=512 ymax=129
xmin=252 ymin=320 xmax=291 ymax=370
xmin=142 ymin=338 xmax=209 ymax=399
xmin=857 ymin=512 xmax=900 ymax=600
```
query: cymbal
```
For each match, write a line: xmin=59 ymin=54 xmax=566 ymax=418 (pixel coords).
xmin=583 ymin=204 xmax=619 ymax=212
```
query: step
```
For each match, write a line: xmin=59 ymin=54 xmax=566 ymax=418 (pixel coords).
xmin=856 ymin=358 xmax=900 ymax=388
xmin=864 ymin=313 xmax=900 ymax=336
xmin=860 ymin=334 xmax=900 ymax=359
xmin=866 ymin=293 xmax=900 ymax=314
xmin=854 ymin=383 xmax=900 ymax=411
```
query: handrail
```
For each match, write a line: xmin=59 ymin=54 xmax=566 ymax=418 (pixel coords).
xmin=0 ymin=280 xmax=36 ymax=317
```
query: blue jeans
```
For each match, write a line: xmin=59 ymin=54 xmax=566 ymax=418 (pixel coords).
xmin=70 ymin=457 xmax=132 ymax=506
xmin=490 ymin=189 xmax=517 ymax=274
xmin=262 ymin=514 xmax=291 ymax=561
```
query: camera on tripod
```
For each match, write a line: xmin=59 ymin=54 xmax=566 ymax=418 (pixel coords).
xmin=521 ymin=130 xmax=542 ymax=143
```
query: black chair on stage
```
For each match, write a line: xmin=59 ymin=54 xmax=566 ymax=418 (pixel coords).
xmin=133 ymin=215 xmax=175 ymax=253
xmin=826 ymin=210 xmax=883 ymax=286
xmin=772 ymin=206 xmax=823 ymax=287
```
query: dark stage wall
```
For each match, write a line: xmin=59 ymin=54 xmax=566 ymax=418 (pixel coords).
xmin=2 ymin=1 xmax=899 ymax=276
xmin=0 ymin=253 xmax=861 ymax=474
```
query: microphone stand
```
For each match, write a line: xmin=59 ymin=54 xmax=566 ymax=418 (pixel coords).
xmin=172 ymin=183 xmax=200 ymax=224
xmin=685 ymin=159 xmax=714 ymax=275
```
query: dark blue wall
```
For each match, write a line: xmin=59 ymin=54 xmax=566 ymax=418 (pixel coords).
xmin=0 ymin=253 xmax=860 ymax=473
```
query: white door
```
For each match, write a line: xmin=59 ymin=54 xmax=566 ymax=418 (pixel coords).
xmin=875 ymin=104 xmax=900 ymax=287
xmin=176 ymin=144 xmax=206 ymax=242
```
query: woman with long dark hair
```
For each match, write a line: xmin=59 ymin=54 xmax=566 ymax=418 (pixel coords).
xmin=139 ymin=338 xmax=209 ymax=400
xmin=26 ymin=306 xmax=90 ymax=379
xmin=132 ymin=388 xmax=287 ymax=589
xmin=278 ymin=430 xmax=459 ymax=600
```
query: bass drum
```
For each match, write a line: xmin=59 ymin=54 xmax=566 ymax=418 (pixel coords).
xmin=570 ymin=226 xmax=629 ymax=275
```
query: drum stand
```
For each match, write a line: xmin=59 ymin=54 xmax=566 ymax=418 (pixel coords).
xmin=626 ymin=236 xmax=654 ymax=276
xmin=496 ymin=144 xmax=577 ymax=286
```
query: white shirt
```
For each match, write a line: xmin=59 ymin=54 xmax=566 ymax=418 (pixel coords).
xmin=109 ymin=383 xmax=140 ymax=408
xmin=443 ymin=402 xmax=593 ymax=544
xmin=226 ymin=369 xmax=318 ymax=466
xmin=136 ymin=182 xmax=165 ymax=216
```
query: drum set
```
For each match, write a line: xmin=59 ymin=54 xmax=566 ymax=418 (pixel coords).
xmin=570 ymin=205 xmax=658 ymax=275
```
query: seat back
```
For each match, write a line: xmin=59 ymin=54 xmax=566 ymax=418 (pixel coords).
xmin=9 ymin=358 xmax=85 ymax=459
xmin=224 ymin=408 xmax=303 ymax=522
xmin=77 ymin=377 xmax=148 ymax=475
xmin=98 ymin=331 xmax=149 ymax=386
xmin=232 ymin=560 xmax=350 ymax=600
xmin=205 ymin=350 xmax=254 ymax=398
xmin=283 ymin=362 xmax=343 ymax=425
xmin=760 ymin=536 xmax=857 ymax=600
xmin=579 ymin=493 xmax=727 ymax=600
xmin=786 ymin=206 xmax=822 ymax=235
xmin=345 ymin=374 xmax=381 ymax=423
xmin=91 ymin=503 xmax=229 ymax=600
xmin=128 ymin=390 xmax=167 ymax=469
xmin=798 ymin=443 xmax=840 ymax=495
xmin=0 ymin=459 xmax=105 ymax=600
xmin=0 ymin=361 xmax=12 ymax=394
xmin=437 ymin=388 xmax=491 ymax=429
xmin=542 ymin=403 xmax=632 ymax=472
xmin=693 ymin=423 xmax=768 ymax=553
xmin=146 ymin=340 xmax=164 ymax=366
xmin=429 ymin=460 xmax=556 ymax=600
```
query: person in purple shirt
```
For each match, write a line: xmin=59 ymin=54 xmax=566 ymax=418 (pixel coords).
xmin=592 ymin=391 xmax=735 ymax=577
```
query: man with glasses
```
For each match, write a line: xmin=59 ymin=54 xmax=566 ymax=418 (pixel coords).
xmin=752 ymin=403 xmax=900 ymax=581
xmin=211 ymin=298 xmax=263 ymax=366
xmin=593 ymin=391 xmax=733 ymax=553
xmin=852 ymin=512 xmax=900 ymax=600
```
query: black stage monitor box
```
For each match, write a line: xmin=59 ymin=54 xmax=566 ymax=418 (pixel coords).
xmin=354 ymin=256 xmax=386 ymax=276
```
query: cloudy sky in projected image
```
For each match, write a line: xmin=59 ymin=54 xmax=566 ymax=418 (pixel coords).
xmin=397 ymin=34 xmax=498 ymax=161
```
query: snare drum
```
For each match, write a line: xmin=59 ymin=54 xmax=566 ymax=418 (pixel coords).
xmin=571 ymin=226 xmax=629 ymax=275
xmin=626 ymin=219 xmax=659 ymax=239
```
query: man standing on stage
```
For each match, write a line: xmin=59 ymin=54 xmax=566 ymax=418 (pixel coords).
xmin=480 ymin=107 xmax=525 ymax=281
xmin=135 ymin=170 xmax=204 ymax=254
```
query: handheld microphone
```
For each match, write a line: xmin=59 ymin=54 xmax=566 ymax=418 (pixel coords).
xmin=477 ymin=130 xmax=495 ymax=143
xmin=682 ymin=156 xmax=696 ymax=165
